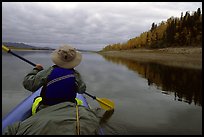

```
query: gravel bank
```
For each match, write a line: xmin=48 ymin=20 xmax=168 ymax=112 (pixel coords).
xmin=99 ymin=47 xmax=202 ymax=69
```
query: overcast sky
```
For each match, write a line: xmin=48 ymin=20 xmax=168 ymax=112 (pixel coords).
xmin=2 ymin=2 xmax=202 ymax=51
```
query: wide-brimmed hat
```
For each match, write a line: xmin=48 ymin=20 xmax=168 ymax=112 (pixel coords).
xmin=51 ymin=45 xmax=82 ymax=69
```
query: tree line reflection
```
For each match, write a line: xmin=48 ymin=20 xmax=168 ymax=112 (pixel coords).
xmin=101 ymin=55 xmax=202 ymax=106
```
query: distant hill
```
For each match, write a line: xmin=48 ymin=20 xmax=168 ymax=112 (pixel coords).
xmin=2 ymin=42 xmax=54 ymax=50
xmin=2 ymin=42 xmax=97 ymax=52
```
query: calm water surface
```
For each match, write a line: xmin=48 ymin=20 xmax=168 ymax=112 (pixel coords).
xmin=2 ymin=51 xmax=202 ymax=135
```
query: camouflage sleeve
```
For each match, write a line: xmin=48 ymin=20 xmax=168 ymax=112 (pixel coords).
xmin=2 ymin=122 xmax=21 ymax=135
xmin=23 ymin=67 xmax=54 ymax=92
xmin=74 ymin=69 xmax=86 ymax=94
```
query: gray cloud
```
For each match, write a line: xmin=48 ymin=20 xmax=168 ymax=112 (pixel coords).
xmin=2 ymin=2 xmax=202 ymax=50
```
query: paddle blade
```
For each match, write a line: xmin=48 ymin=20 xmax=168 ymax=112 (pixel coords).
xmin=2 ymin=45 xmax=10 ymax=52
xmin=96 ymin=98 xmax=115 ymax=111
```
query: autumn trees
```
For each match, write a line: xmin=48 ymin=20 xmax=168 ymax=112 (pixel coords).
xmin=102 ymin=8 xmax=202 ymax=51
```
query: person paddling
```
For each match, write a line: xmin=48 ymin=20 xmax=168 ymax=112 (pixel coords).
xmin=23 ymin=45 xmax=86 ymax=112
xmin=2 ymin=45 xmax=113 ymax=135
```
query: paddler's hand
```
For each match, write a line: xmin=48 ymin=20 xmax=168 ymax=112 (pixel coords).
xmin=35 ymin=64 xmax=43 ymax=71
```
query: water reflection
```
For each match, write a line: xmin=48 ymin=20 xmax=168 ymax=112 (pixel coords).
xmin=101 ymin=55 xmax=202 ymax=106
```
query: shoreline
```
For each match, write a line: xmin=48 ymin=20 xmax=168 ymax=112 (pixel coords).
xmin=3 ymin=49 xmax=54 ymax=52
xmin=98 ymin=47 xmax=202 ymax=69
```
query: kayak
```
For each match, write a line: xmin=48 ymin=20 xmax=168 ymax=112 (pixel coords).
xmin=2 ymin=88 xmax=104 ymax=134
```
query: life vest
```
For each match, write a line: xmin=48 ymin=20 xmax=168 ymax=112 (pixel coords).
xmin=32 ymin=97 xmax=83 ymax=115
xmin=40 ymin=67 xmax=77 ymax=106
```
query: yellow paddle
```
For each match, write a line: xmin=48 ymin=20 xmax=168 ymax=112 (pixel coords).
xmin=84 ymin=92 xmax=114 ymax=111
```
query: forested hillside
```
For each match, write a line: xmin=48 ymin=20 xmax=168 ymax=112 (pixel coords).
xmin=102 ymin=8 xmax=202 ymax=51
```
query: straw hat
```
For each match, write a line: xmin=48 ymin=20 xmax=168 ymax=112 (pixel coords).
xmin=51 ymin=45 xmax=82 ymax=69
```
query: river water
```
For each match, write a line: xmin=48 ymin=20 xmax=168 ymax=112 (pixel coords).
xmin=2 ymin=50 xmax=202 ymax=135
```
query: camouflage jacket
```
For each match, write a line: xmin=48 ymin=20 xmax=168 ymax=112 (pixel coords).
xmin=2 ymin=102 xmax=107 ymax=135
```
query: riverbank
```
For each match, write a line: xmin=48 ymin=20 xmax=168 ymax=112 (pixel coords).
xmin=98 ymin=47 xmax=202 ymax=69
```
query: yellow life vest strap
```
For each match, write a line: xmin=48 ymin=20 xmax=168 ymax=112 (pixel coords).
xmin=75 ymin=98 xmax=83 ymax=135
xmin=76 ymin=104 xmax=80 ymax=135
xmin=75 ymin=98 xmax=83 ymax=106
xmin=32 ymin=96 xmax=42 ymax=115
xmin=32 ymin=97 xmax=83 ymax=116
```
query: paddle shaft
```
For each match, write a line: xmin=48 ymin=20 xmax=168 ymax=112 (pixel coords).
xmin=84 ymin=92 xmax=96 ymax=99
xmin=2 ymin=45 xmax=36 ymax=67
xmin=2 ymin=45 xmax=114 ymax=110
xmin=8 ymin=50 xmax=36 ymax=67
xmin=3 ymin=45 xmax=100 ymax=101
